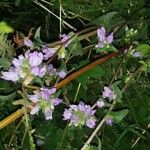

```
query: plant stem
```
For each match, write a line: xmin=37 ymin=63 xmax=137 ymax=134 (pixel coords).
xmin=81 ymin=67 xmax=141 ymax=150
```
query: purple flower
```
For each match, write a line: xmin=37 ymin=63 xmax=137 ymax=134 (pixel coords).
xmin=31 ymin=67 xmax=40 ymax=76
xmin=52 ymin=98 xmax=62 ymax=106
xmin=86 ymin=119 xmax=96 ymax=128
xmin=38 ymin=66 xmax=47 ymax=77
xmin=60 ymin=34 xmax=71 ymax=47
xmin=42 ymin=47 xmax=57 ymax=60
xmin=44 ymin=107 xmax=53 ymax=120
xmin=1 ymin=68 xmax=19 ymax=82
xmin=36 ymin=139 xmax=44 ymax=146
xmin=96 ymin=27 xmax=114 ymax=48
xmin=28 ymin=88 xmax=61 ymax=120
xmin=12 ymin=56 xmax=24 ymax=68
xmin=132 ymin=51 xmax=142 ymax=58
xmin=63 ymin=101 xmax=96 ymax=128
xmin=96 ymin=100 xmax=105 ymax=108
xmin=28 ymin=95 xmax=39 ymax=103
xmin=105 ymin=117 xmax=113 ymax=126
xmin=58 ymin=70 xmax=67 ymax=79
xmin=102 ymin=86 xmax=116 ymax=100
xmin=48 ymin=64 xmax=56 ymax=76
xmin=31 ymin=66 xmax=46 ymax=78
xmin=1 ymin=51 xmax=45 ymax=84
xmin=48 ymin=87 xmax=57 ymax=95
xmin=30 ymin=106 xmax=40 ymax=115
xmin=24 ymin=38 xmax=33 ymax=48
xmin=28 ymin=52 xmax=43 ymax=67
xmin=63 ymin=109 xmax=72 ymax=120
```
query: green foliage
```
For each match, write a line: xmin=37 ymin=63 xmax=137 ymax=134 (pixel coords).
xmin=0 ymin=0 xmax=149 ymax=149
xmin=0 ymin=21 xmax=14 ymax=33
xmin=0 ymin=32 xmax=14 ymax=59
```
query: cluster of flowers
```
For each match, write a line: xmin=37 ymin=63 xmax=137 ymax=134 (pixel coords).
xmin=96 ymin=86 xmax=116 ymax=126
xmin=0 ymin=28 xmax=117 ymax=129
xmin=28 ymin=86 xmax=116 ymax=128
xmin=1 ymin=51 xmax=66 ymax=83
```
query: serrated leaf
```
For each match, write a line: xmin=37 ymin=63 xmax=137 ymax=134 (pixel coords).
xmin=0 ymin=58 xmax=11 ymax=69
xmin=13 ymin=99 xmax=30 ymax=106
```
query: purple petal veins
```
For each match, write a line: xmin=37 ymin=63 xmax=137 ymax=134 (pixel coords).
xmin=24 ymin=38 xmax=33 ymax=48
xmin=63 ymin=101 xmax=96 ymax=128
xmin=96 ymin=27 xmax=114 ymax=48
xmin=58 ymin=70 xmax=67 ymax=79
xmin=42 ymin=47 xmax=56 ymax=60
xmin=102 ymin=86 xmax=116 ymax=100
xmin=28 ymin=51 xmax=43 ymax=67
xmin=60 ymin=34 xmax=71 ymax=47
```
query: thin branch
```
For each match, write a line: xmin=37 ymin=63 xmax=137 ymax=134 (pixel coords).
xmin=81 ymin=67 xmax=141 ymax=150
xmin=0 ymin=52 xmax=119 ymax=129
xmin=33 ymin=0 xmax=77 ymax=31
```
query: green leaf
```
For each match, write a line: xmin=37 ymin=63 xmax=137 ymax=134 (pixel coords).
xmin=76 ymin=66 xmax=103 ymax=87
xmin=68 ymin=36 xmax=83 ymax=56
xmin=136 ymin=44 xmax=150 ymax=55
xmin=89 ymin=11 xmax=118 ymax=29
xmin=111 ymin=81 xmax=122 ymax=102
xmin=34 ymin=27 xmax=43 ymax=48
xmin=0 ymin=92 xmax=17 ymax=101
xmin=0 ymin=79 xmax=16 ymax=94
xmin=13 ymin=99 xmax=30 ymax=107
xmin=96 ymin=46 xmax=117 ymax=53
xmin=110 ymin=109 xmax=129 ymax=123
xmin=0 ymin=22 xmax=14 ymax=33
xmin=34 ymin=27 xmax=41 ymax=41
xmin=0 ymin=58 xmax=11 ymax=69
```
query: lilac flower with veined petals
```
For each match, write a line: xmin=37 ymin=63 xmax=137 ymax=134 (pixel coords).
xmin=97 ymin=27 xmax=106 ymax=42
xmin=44 ymin=107 xmax=53 ymax=120
xmin=40 ymin=89 xmax=50 ymax=100
xmin=38 ymin=66 xmax=46 ymax=77
xmin=48 ymin=87 xmax=57 ymax=95
xmin=31 ymin=66 xmax=46 ymax=78
xmin=52 ymin=98 xmax=62 ymax=106
xmin=58 ymin=70 xmax=67 ymax=79
xmin=36 ymin=139 xmax=44 ymax=146
xmin=28 ymin=95 xmax=39 ymax=103
xmin=63 ymin=109 xmax=72 ymax=120
xmin=30 ymin=106 xmax=40 ymax=115
xmin=96 ymin=100 xmax=105 ymax=108
xmin=28 ymin=88 xmax=61 ymax=120
xmin=132 ymin=51 xmax=142 ymax=58
xmin=1 ymin=51 xmax=45 ymax=84
xmin=12 ymin=57 xmax=24 ymax=68
xmin=24 ymin=38 xmax=33 ymax=48
xmin=102 ymin=86 xmax=116 ymax=100
xmin=60 ymin=34 xmax=71 ymax=47
xmin=1 ymin=68 xmax=19 ymax=82
xmin=63 ymin=101 xmax=96 ymax=128
xmin=48 ymin=64 xmax=56 ymax=76
xmin=105 ymin=117 xmax=113 ymax=126
xmin=96 ymin=27 xmax=114 ymax=48
xmin=107 ymin=32 xmax=114 ymax=43
xmin=42 ymin=47 xmax=57 ymax=60
xmin=31 ymin=67 xmax=39 ymax=76
xmin=28 ymin=52 xmax=43 ymax=67
xmin=86 ymin=118 xmax=96 ymax=128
